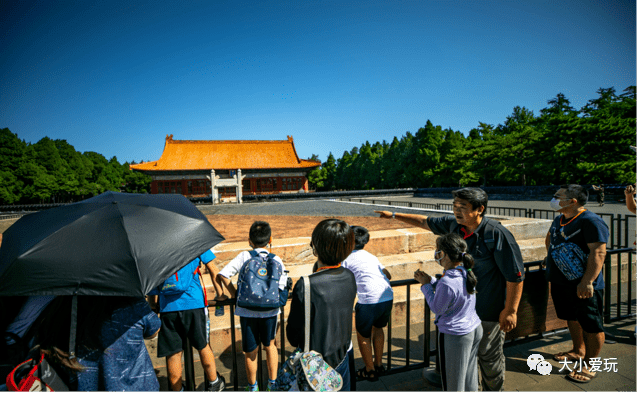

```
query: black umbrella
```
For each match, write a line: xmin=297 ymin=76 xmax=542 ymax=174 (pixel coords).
xmin=0 ymin=191 xmax=225 ymax=296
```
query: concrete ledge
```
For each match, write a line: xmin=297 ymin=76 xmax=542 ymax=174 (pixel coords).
xmin=206 ymin=217 xmax=552 ymax=270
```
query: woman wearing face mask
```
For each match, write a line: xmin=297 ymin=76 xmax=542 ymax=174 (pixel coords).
xmin=414 ymin=233 xmax=482 ymax=392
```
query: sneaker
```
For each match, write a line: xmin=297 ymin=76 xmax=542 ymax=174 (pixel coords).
xmin=206 ymin=373 xmax=226 ymax=392
xmin=245 ymin=382 xmax=259 ymax=392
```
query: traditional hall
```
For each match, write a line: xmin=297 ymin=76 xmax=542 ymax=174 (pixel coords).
xmin=130 ymin=135 xmax=320 ymax=203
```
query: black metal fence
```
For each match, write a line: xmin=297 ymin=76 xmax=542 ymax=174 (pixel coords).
xmin=0 ymin=213 xmax=26 ymax=220
xmin=236 ymin=188 xmax=417 ymax=203
xmin=343 ymin=198 xmax=636 ymax=249
xmin=603 ymin=248 xmax=637 ymax=324
xmin=178 ymin=248 xmax=635 ymax=390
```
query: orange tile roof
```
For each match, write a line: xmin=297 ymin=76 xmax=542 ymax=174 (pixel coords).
xmin=130 ymin=135 xmax=321 ymax=171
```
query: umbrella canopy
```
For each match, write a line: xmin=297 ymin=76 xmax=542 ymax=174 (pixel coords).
xmin=0 ymin=191 xmax=225 ymax=296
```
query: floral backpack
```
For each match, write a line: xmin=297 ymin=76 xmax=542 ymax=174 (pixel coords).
xmin=272 ymin=276 xmax=343 ymax=391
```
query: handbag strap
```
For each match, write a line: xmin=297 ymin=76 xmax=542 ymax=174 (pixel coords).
xmin=303 ymin=276 xmax=310 ymax=353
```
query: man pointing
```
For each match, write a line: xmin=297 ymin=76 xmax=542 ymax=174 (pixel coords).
xmin=377 ymin=187 xmax=524 ymax=391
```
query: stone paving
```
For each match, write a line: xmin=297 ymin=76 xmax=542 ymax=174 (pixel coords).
xmin=146 ymin=316 xmax=636 ymax=391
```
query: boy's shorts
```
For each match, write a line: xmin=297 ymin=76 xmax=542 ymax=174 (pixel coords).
xmin=355 ymin=299 xmax=393 ymax=338
xmin=157 ymin=308 xmax=209 ymax=358
xmin=551 ymin=283 xmax=604 ymax=333
xmin=239 ymin=316 xmax=278 ymax=353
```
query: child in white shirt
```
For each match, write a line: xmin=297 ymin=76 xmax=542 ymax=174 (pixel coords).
xmin=215 ymin=221 xmax=288 ymax=391
xmin=342 ymin=226 xmax=393 ymax=381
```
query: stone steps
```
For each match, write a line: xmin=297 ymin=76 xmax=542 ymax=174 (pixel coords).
xmin=203 ymin=236 xmax=550 ymax=300
xmin=206 ymin=218 xmax=553 ymax=270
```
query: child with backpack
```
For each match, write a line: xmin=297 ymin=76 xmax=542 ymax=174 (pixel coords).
xmin=148 ymin=249 xmax=225 ymax=392
xmin=341 ymin=226 xmax=393 ymax=382
xmin=216 ymin=221 xmax=290 ymax=392
xmin=414 ymin=233 xmax=483 ymax=392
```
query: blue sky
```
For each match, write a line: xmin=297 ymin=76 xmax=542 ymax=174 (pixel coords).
xmin=1 ymin=0 xmax=636 ymax=164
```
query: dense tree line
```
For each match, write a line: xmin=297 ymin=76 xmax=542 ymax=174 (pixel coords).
xmin=308 ymin=87 xmax=637 ymax=190
xmin=1 ymin=87 xmax=634 ymax=203
xmin=0 ymin=128 xmax=151 ymax=204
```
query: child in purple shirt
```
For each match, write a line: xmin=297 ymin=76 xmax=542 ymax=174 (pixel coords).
xmin=415 ymin=233 xmax=482 ymax=391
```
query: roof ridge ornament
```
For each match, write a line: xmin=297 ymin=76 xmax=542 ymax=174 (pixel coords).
xmin=287 ymin=135 xmax=293 ymax=143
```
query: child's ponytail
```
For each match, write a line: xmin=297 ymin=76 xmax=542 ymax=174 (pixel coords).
xmin=461 ymin=252 xmax=477 ymax=294
xmin=436 ymin=233 xmax=478 ymax=295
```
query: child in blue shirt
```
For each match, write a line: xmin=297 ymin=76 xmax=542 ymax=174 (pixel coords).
xmin=150 ymin=250 xmax=225 ymax=392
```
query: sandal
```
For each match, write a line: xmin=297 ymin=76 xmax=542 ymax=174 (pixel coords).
xmin=553 ymin=351 xmax=581 ymax=362
xmin=566 ymin=369 xmax=596 ymax=384
xmin=356 ymin=367 xmax=379 ymax=382
xmin=374 ymin=364 xmax=386 ymax=376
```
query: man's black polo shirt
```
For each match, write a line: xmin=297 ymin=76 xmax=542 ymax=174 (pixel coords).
xmin=427 ymin=215 xmax=525 ymax=322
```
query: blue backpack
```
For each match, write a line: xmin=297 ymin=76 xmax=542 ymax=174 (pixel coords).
xmin=150 ymin=258 xmax=201 ymax=296
xmin=236 ymin=250 xmax=282 ymax=311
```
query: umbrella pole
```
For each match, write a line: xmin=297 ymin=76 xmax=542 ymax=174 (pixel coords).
xmin=69 ymin=294 xmax=78 ymax=360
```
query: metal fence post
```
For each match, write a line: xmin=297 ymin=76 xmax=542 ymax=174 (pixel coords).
xmin=617 ymin=253 xmax=622 ymax=319
xmin=624 ymin=215 xmax=630 ymax=250
xmin=257 ymin=345 xmax=263 ymax=388
xmin=424 ymin=303 xmax=429 ymax=366
xmin=405 ymin=284 xmax=411 ymax=367
xmin=184 ymin=337 xmax=196 ymax=391
xmin=628 ymin=250 xmax=633 ymax=317
xmin=387 ymin=302 xmax=392 ymax=371
xmin=230 ymin=305 xmax=239 ymax=390
xmin=434 ymin=326 xmax=440 ymax=374
xmin=610 ymin=217 xmax=616 ymax=250
xmin=616 ymin=214 xmax=622 ymax=249
xmin=604 ymin=253 xmax=612 ymax=324
xmin=280 ymin=307 xmax=286 ymax=366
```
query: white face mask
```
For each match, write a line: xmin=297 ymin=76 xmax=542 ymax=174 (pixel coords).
xmin=549 ymin=198 xmax=562 ymax=211
xmin=434 ymin=250 xmax=444 ymax=264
